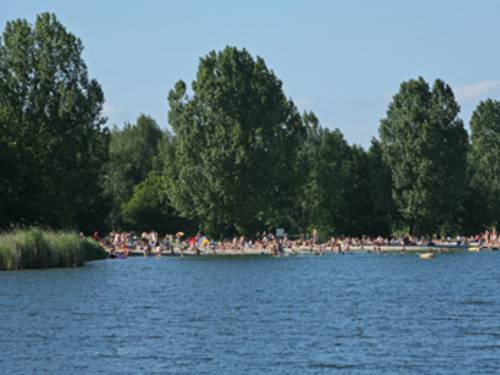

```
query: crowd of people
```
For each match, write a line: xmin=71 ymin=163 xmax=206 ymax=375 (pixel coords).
xmin=91 ymin=229 xmax=500 ymax=258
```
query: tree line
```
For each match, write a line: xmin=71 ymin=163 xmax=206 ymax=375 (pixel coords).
xmin=1 ymin=13 xmax=499 ymax=239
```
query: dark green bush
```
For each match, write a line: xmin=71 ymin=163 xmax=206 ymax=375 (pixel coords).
xmin=81 ymin=237 xmax=107 ymax=261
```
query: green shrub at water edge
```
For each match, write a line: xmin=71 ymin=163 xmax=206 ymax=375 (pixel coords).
xmin=0 ymin=242 xmax=16 ymax=271
xmin=0 ymin=229 xmax=107 ymax=270
xmin=16 ymin=228 xmax=51 ymax=269
xmin=81 ymin=237 xmax=107 ymax=261
xmin=44 ymin=231 xmax=85 ymax=267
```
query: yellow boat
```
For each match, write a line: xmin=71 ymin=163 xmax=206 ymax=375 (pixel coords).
xmin=468 ymin=247 xmax=481 ymax=252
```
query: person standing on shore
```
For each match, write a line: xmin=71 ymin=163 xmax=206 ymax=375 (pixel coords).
xmin=375 ymin=236 xmax=383 ymax=253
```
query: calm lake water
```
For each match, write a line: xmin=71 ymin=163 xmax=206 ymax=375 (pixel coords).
xmin=1 ymin=252 xmax=500 ymax=374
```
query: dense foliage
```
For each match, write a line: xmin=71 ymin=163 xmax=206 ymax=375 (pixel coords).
xmin=165 ymin=47 xmax=304 ymax=237
xmin=1 ymin=13 xmax=499 ymax=238
xmin=293 ymin=115 xmax=393 ymax=238
xmin=469 ymin=99 xmax=500 ymax=228
xmin=379 ymin=78 xmax=468 ymax=236
xmin=103 ymin=114 xmax=164 ymax=227
xmin=0 ymin=13 xmax=108 ymax=231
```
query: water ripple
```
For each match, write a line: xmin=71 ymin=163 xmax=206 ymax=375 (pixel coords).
xmin=0 ymin=252 xmax=499 ymax=374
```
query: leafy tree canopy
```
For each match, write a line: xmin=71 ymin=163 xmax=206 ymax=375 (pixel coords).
xmin=103 ymin=114 xmax=164 ymax=228
xmin=0 ymin=13 xmax=108 ymax=230
xmin=165 ymin=46 xmax=305 ymax=237
xmin=469 ymin=99 xmax=500 ymax=226
xmin=379 ymin=77 xmax=468 ymax=235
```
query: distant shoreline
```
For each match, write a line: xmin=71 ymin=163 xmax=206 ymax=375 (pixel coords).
xmin=104 ymin=243 xmax=494 ymax=258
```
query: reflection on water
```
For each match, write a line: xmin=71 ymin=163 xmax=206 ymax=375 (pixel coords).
xmin=1 ymin=252 xmax=500 ymax=374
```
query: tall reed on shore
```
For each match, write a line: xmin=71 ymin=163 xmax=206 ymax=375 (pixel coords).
xmin=0 ymin=228 xmax=106 ymax=271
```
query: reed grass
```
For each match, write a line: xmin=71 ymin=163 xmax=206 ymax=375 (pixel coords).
xmin=0 ymin=228 xmax=107 ymax=271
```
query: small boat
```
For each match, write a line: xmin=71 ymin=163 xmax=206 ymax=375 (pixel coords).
xmin=419 ymin=252 xmax=435 ymax=260
xmin=468 ymin=247 xmax=481 ymax=252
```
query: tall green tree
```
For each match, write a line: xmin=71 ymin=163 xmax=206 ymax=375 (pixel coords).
xmin=296 ymin=127 xmax=392 ymax=237
xmin=365 ymin=138 xmax=395 ymax=236
xmin=296 ymin=112 xmax=352 ymax=236
xmin=343 ymin=144 xmax=381 ymax=236
xmin=0 ymin=13 xmax=108 ymax=230
xmin=379 ymin=77 xmax=468 ymax=235
xmin=469 ymin=99 xmax=500 ymax=227
xmin=165 ymin=47 xmax=305 ymax=237
xmin=103 ymin=114 xmax=164 ymax=227
xmin=293 ymin=113 xmax=392 ymax=238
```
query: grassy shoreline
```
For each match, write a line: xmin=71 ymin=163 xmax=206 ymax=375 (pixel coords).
xmin=0 ymin=228 xmax=107 ymax=271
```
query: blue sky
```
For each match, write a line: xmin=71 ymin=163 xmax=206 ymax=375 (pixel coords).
xmin=2 ymin=0 xmax=500 ymax=147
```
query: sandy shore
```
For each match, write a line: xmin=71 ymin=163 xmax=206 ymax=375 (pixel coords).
xmin=107 ymin=243 xmax=491 ymax=257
